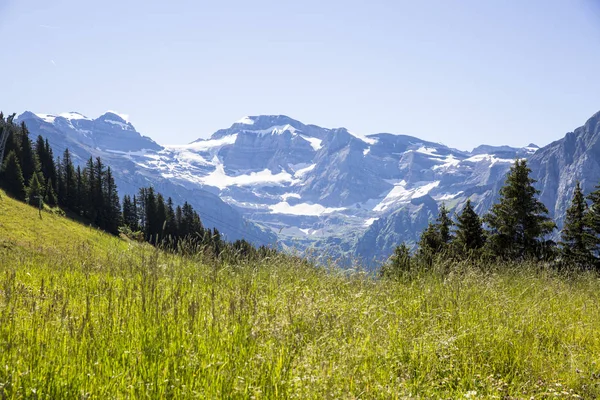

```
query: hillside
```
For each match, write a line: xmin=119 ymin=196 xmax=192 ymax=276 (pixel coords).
xmin=1 ymin=192 xmax=600 ymax=398
xmin=0 ymin=189 xmax=127 ymax=257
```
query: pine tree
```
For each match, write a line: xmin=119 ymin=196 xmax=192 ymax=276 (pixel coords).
xmin=75 ymin=166 xmax=85 ymax=214
xmin=485 ymin=159 xmax=556 ymax=260
xmin=155 ymin=193 xmax=167 ymax=244
xmin=453 ymin=199 xmax=485 ymax=255
xmin=437 ymin=203 xmax=453 ymax=245
xmin=0 ymin=150 xmax=26 ymax=200
xmin=26 ymin=172 xmax=44 ymax=206
xmin=122 ymin=195 xmax=137 ymax=231
xmin=44 ymin=178 xmax=58 ymax=206
xmin=59 ymin=149 xmax=77 ymax=210
xmin=380 ymin=243 xmax=412 ymax=278
xmin=103 ymin=167 xmax=121 ymax=235
xmin=165 ymin=197 xmax=176 ymax=243
xmin=560 ymin=182 xmax=595 ymax=268
xmin=18 ymin=122 xmax=39 ymax=185
xmin=35 ymin=136 xmax=56 ymax=189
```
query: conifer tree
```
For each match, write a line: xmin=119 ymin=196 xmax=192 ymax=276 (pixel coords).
xmin=26 ymin=172 xmax=44 ymax=206
xmin=560 ymin=182 xmax=595 ymax=268
xmin=75 ymin=166 xmax=85 ymax=214
xmin=35 ymin=135 xmax=56 ymax=189
xmin=18 ymin=122 xmax=39 ymax=185
xmin=165 ymin=197 xmax=176 ymax=240
xmin=485 ymin=159 xmax=555 ymax=260
xmin=59 ymin=149 xmax=77 ymax=210
xmin=453 ymin=199 xmax=485 ymax=255
xmin=416 ymin=222 xmax=442 ymax=265
xmin=437 ymin=203 xmax=453 ymax=245
xmin=155 ymin=193 xmax=167 ymax=244
xmin=44 ymin=178 xmax=58 ymax=206
xmin=0 ymin=150 xmax=26 ymax=200
xmin=103 ymin=167 xmax=121 ymax=234
xmin=122 ymin=195 xmax=138 ymax=231
xmin=380 ymin=243 xmax=412 ymax=278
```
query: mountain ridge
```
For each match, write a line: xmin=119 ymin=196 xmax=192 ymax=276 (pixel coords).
xmin=15 ymin=109 xmax=600 ymax=264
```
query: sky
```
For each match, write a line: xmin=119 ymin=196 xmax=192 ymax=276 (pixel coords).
xmin=1 ymin=0 xmax=600 ymax=151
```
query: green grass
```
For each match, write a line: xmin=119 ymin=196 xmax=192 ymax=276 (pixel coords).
xmin=1 ymin=191 xmax=600 ymax=398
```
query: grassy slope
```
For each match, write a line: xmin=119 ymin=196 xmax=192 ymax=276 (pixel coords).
xmin=1 ymin=190 xmax=600 ymax=398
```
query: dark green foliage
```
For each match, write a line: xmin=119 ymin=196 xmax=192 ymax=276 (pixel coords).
xmin=58 ymin=149 xmax=77 ymax=209
xmin=453 ymin=199 xmax=485 ymax=256
xmin=35 ymin=136 xmax=57 ymax=193
xmin=26 ymin=172 xmax=44 ymax=206
xmin=0 ymin=150 xmax=26 ymax=200
xmin=559 ymin=182 xmax=595 ymax=268
xmin=122 ymin=194 xmax=139 ymax=231
xmin=103 ymin=167 xmax=121 ymax=235
xmin=17 ymin=122 xmax=39 ymax=185
xmin=44 ymin=178 xmax=58 ymax=206
xmin=485 ymin=159 xmax=555 ymax=260
xmin=380 ymin=243 xmax=412 ymax=279
xmin=437 ymin=203 xmax=453 ymax=245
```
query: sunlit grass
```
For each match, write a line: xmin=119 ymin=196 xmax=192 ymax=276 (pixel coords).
xmin=1 ymin=190 xmax=600 ymax=398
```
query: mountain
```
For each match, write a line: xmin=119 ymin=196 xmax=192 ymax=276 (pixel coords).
xmin=16 ymin=110 xmax=600 ymax=265
xmin=16 ymin=112 xmax=277 ymax=247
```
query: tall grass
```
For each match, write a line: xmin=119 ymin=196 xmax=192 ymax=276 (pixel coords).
xmin=1 ymin=192 xmax=600 ymax=398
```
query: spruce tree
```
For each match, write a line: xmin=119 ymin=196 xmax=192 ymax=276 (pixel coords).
xmin=437 ymin=203 xmax=453 ymax=245
xmin=122 ymin=195 xmax=136 ymax=230
xmin=26 ymin=172 xmax=44 ymax=206
xmin=0 ymin=150 xmax=26 ymax=200
xmin=44 ymin=178 xmax=58 ymax=207
xmin=485 ymin=159 xmax=555 ymax=260
xmin=59 ymin=149 xmax=77 ymax=210
xmin=560 ymin=182 xmax=595 ymax=268
xmin=35 ymin=135 xmax=56 ymax=188
xmin=380 ymin=243 xmax=412 ymax=278
xmin=584 ymin=183 xmax=600 ymax=266
xmin=103 ymin=167 xmax=121 ymax=234
xmin=453 ymin=199 xmax=485 ymax=255
xmin=18 ymin=122 xmax=39 ymax=185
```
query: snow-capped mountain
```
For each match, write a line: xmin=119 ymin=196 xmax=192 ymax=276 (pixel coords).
xmin=16 ymin=111 xmax=277 ymax=247
xmin=16 ymin=109 xmax=600 ymax=265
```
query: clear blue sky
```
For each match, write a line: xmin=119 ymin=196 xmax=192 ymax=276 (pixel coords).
xmin=2 ymin=0 xmax=600 ymax=150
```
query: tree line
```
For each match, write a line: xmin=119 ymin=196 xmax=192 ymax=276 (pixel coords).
xmin=382 ymin=159 xmax=600 ymax=278
xmin=0 ymin=114 xmax=275 ymax=262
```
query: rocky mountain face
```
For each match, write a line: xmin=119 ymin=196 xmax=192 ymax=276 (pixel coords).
xmin=16 ymin=109 xmax=600 ymax=266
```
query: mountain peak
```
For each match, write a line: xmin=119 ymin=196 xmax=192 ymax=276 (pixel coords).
xmin=232 ymin=115 xmax=302 ymax=129
xmin=98 ymin=111 xmax=129 ymax=123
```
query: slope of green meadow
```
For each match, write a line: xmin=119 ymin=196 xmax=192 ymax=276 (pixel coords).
xmin=1 ymin=190 xmax=600 ymax=398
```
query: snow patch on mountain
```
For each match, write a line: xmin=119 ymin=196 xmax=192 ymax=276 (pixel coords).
xmin=464 ymin=154 xmax=514 ymax=165
xmin=270 ymin=202 xmax=346 ymax=216
xmin=105 ymin=119 xmax=132 ymax=130
xmin=300 ymin=135 xmax=323 ymax=151
xmin=252 ymin=124 xmax=298 ymax=136
xmin=176 ymin=134 xmax=238 ymax=150
xmin=106 ymin=110 xmax=130 ymax=122
xmin=59 ymin=112 xmax=89 ymax=120
xmin=236 ymin=116 xmax=255 ymax=125
xmin=281 ymin=193 xmax=301 ymax=201
xmin=35 ymin=114 xmax=57 ymax=123
xmin=364 ymin=217 xmax=378 ymax=227
xmin=201 ymin=162 xmax=296 ymax=190
xmin=292 ymin=163 xmax=316 ymax=178
xmin=373 ymin=181 xmax=440 ymax=212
